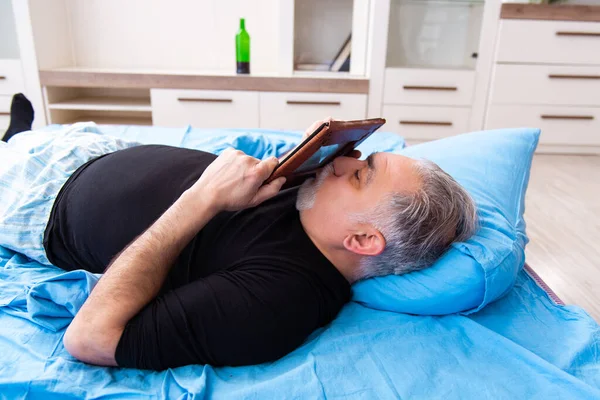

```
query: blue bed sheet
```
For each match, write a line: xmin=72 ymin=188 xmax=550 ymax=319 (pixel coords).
xmin=1 ymin=125 xmax=599 ymax=399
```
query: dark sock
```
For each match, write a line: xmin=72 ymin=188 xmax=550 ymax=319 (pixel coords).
xmin=2 ymin=93 xmax=35 ymax=142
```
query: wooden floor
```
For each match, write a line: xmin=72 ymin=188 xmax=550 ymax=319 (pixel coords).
xmin=525 ymin=153 xmax=600 ymax=322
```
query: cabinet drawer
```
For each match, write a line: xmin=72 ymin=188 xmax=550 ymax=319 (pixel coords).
xmin=0 ymin=115 xmax=9 ymax=130
xmin=259 ymin=92 xmax=367 ymax=130
xmin=486 ymin=105 xmax=600 ymax=146
xmin=383 ymin=68 xmax=475 ymax=106
xmin=0 ymin=60 xmax=25 ymax=95
xmin=0 ymin=95 xmax=11 ymax=112
xmin=151 ymin=89 xmax=259 ymax=128
xmin=497 ymin=20 xmax=600 ymax=65
xmin=0 ymin=96 xmax=9 ymax=130
xmin=491 ymin=64 xmax=600 ymax=106
xmin=382 ymin=105 xmax=471 ymax=141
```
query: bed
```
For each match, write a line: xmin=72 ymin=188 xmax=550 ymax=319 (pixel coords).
xmin=1 ymin=124 xmax=599 ymax=399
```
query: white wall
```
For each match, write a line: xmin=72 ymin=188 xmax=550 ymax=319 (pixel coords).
xmin=63 ymin=0 xmax=280 ymax=74
xmin=0 ymin=0 xmax=20 ymax=59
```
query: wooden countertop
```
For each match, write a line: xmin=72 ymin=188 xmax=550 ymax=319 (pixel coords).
xmin=39 ymin=68 xmax=369 ymax=94
xmin=501 ymin=3 xmax=600 ymax=22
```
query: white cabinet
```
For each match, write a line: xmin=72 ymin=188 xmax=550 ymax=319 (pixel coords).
xmin=497 ymin=20 xmax=600 ymax=65
xmin=368 ymin=0 xmax=495 ymax=144
xmin=0 ymin=60 xmax=25 ymax=132
xmin=383 ymin=68 xmax=475 ymax=106
xmin=259 ymin=92 xmax=367 ymax=130
xmin=380 ymin=68 xmax=474 ymax=143
xmin=0 ymin=96 xmax=10 ymax=110
xmin=0 ymin=60 xmax=24 ymax=95
xmin=382 ymin=105 xmax=471 ymax=141
xmin=151 ymin=89 xmax=365 ymax=130
xmin=2 ymin=1 xmax=45 ymax=128
xmin=491 ymin=64 xmax=600 ymax=107
xmin=0 ymin=94 xmax=10 ymax=130
xmin=487 ymin=105 xmax=600 ymax=146
xmin=0 ymin=114 xmax=9 ymax=131
xmin=151 ymin=89 xmax=259 ymax=128
xmin=486 ymin=18 xmax=600 ymax=153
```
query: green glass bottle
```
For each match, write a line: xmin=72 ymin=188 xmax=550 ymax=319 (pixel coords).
xmin=235 ymin=18 xmax=250 ymax=74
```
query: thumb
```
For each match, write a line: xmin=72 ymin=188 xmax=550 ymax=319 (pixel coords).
xmin=252 ymin=177 xmax=286 ymax=206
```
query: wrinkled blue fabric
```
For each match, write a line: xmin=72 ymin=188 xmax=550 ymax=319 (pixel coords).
xmin=1 ymin=245 xmax=599 ymax=399
xmin=1 ymin=125 xmax=599 ymax=399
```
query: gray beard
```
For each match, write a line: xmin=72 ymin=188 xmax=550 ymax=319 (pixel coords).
xmin=295 ymin=163 xmax=334 ymax=211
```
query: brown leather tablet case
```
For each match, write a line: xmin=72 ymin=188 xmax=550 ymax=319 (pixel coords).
xmin=265 ymin=118 xmax=386 ymax=187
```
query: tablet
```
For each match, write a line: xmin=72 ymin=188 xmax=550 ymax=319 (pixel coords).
xmin=265 ymin=118 xmax=386 ymax=186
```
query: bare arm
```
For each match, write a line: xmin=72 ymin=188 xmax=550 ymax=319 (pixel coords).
xmin=63 ymin=149 xmax=286 ymax=366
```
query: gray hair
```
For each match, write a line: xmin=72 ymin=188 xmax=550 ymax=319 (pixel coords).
xmin=357 ymin=159 xmax=478 ymax=280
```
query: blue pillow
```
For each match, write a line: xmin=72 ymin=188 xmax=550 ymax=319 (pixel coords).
xmin=352 ymin=128 xmax=540 ymax=315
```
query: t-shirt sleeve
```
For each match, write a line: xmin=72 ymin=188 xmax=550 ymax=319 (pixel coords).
xmin=114 ymin=264 xmax=325 ymax=370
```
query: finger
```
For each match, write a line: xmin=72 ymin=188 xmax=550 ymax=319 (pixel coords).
xmin=254 ymin=156 xmax=279 ymax=179
xmin=252 ymin=177 xmax=286 ymax=206
xmin=348 ymin=150 xmax=362 ymax=159
xmin=304 ymin=120 xmax=323 ymax=138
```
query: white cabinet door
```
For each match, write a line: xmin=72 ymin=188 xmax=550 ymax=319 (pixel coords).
xmin=497 ymin=20 xmax=600 ymax=65
xmin=0 ymin=95 xmax=10 ymax=130
xmin=491 ymin=64 xmax=600 ymax=107
xmin=259 ymin=92 xmax=367 ymax=130
xmin=0 ymin=95 xmax=11 ymax=111
xmin=486 ymin=104 xmax=600 ymax=146
xmin=151 ymin=89 xmax=259 ymax=128
xmin=384 ymin=68 xmax=475 ymax=106
xmin=0 ymin=60 xmax=25 ymax=95
xmin=382 ymin=105 xmax=471 ymax=141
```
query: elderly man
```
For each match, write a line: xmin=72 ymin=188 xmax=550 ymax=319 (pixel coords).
xmin=1 ymin=95 xmax=477 ymax=370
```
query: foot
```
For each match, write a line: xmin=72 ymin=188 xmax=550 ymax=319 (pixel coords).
xmin=2 ymin=93 xmax=35 ymax=142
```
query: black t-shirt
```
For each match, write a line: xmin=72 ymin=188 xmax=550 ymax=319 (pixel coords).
xmin=43 ymin=145 xmax=351 ymax=370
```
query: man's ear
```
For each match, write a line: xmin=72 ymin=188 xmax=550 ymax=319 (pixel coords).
xmin=343 ymin=228 xmax=386 ymax=256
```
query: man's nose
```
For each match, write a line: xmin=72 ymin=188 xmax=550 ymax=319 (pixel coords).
xmin=333 ymin=156 xmax=366 ymax=176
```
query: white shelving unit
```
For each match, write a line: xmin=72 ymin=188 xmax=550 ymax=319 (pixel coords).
xmin=22 ymin=0 xmax=372 ymax=127
xmin=11 ymin=0 xmax=504 ymax=133
xmin=367 ymin=0 xmax=502 ymax=144
xmin=42 ymin=85 xmax=153 ymax=125
xmin=61 ymin=115 xmax=153 ymax=126
xmin=280 ymin=0 xmax=370 ymax=77
xmin=47 ymin=97 xmax=152 ymax=112
xmin=8 ymin=0 xmax=600 ymax=152
xmin=2 ymin=0 xmax=46 ymax=129
xmin=45 ymin=94 xmax=153 ymax=125
xmin=485 ymin=10 xmax=600 ymax=154
xmin=1 ymin=0 xmax=23 ymax=132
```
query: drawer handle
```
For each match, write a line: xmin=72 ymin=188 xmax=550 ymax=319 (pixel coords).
xmin=403 ymin=85 xmax=457 ymax=91
xmin=177 ymin=98 xmax=233 ymax=103
xmin=286 ymin=100 xmax=341 ymax=106
xmin=556 ymin=31 xmax=600 ymax=37
xmin=399 ymin=120 xmax=453 ymax=126
xmin=0 ymin=76 xmax=6 ymax=80
xmin=548 ymin=74 xmax=600 ymax=80
xmin=541 ymin=115 xmax=594 ymax=120
xmin=0 ymin=111 xmax=9 ymax=115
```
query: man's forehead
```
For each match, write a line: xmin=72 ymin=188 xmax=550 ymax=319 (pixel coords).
xmin=372 ymin=153 xmax=421 ymax=192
